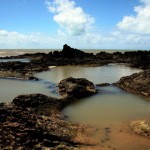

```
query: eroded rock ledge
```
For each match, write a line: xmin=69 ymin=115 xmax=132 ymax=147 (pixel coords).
xmin=115 ymin=70 xmax=150 ymax=137
xmin=0 ymin=78 xmax=97 ymax=149
xmin=0 ymin=94 xmax=96 ymax=150
xmin=116 ymin=69 xmax=150 ymax=96
xmin=58 ymin=77 xmax=97 ymax=98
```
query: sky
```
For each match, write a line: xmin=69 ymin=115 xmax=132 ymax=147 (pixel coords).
xmin=0 ymin=0 xmax=150 ymax=49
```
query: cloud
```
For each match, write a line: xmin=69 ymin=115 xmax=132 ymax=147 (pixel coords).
xmin=117 ymin=0 xmax=150 ymax=34
xmin=46 ymin=0 xmax=94 ymax=36
xmin=0 ymin=30 xmax=63 ymax=48
xmin=1 ymin=0 xmax=150 ymax=50
xmin=1 ymin=28 xmax=150 ymax=50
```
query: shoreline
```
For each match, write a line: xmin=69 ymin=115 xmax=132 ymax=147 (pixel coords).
xmin=0 ymin=45 xmax=150 ymax=149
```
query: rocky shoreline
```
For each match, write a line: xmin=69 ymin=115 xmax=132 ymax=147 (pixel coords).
xmin=115 ymin=69 xmax=150 ymax=137
xmin=116 ymin=69 xmax=150 ymax=97
xmin=0 ymin=96 xmax=92 ymax=150
xmin=0 ymin=44 xmax=150 ymax=80
xmin=1 ymin=45 xmax=150 ymax=149
xmin=0 ymin=78 xmax=98 ymax=150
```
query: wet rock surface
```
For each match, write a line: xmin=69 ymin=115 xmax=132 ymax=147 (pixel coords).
xmin=58 ymin=77 xmax=97 ymax=98
xmin=116 ymin=69 xmax=150 ymax=96
xmin=0 ymin=61 xmax=47 ymax=80
xmin=0 ymin=94 xmax=95 ymax=150
xmin=130 ymin=120 xmax=150 ymax=137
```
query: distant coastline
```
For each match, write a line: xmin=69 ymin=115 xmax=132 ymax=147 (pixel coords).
xmin=0 ymin=48 xmax=149 ymax=57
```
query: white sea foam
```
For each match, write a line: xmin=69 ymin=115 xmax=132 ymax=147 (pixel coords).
xmin=48 ymin=66 xmax=56 ymax=69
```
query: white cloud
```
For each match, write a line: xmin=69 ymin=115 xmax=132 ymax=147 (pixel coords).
xmin=0 ymin=30 xmax=63 ymax=48
xmin=1 ymin=29 xmax=150 ymax=50
xmin=1 ymin=0 xmax=150 ymax=50
xmin=46 ymin=0 xmax=94 ymax=36
xmin=117 ymin=0 xmax=150 ymax=34
xmin=141 ymin=0 xmax=150 ymax=5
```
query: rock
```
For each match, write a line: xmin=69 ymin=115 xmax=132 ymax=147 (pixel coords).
xmin=96 ymin=83 xmax=110 ymax=86
xmin=130 ymin=120 xmax=150 ymax=137
xmin=62 ymin=44 xmax=86 ymax=58
xmin=0 ymin=44 xmax=113 ymax=80
xmin=1 ymin=46 xmax=150 ymax=81
xmin=116 ymin=70 xmax=150 ymax=96
xmin=0 ymin=93 xmax=94 ymax=149
xmin=24 ymin=73 xmax=39 ymax=81
xmin=12 ymin=94 xmax=61 ymax=115
xmin=58 ymin=77 xmax=97 ymax=98
xmin=96 ymin=51 xmax=113 ymax=60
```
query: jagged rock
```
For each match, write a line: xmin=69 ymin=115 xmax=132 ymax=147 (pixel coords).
xmin=116 ymin=70 xmax=150 ymax=96
xmin=0 ymin=94 xmax=95 ymax=149
xmin=58 ymin=77 xmax=97 ymax=98
xmin=62 ymin=44 xmax=86 ymax=58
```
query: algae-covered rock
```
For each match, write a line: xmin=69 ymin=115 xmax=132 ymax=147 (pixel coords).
xmin=58 ymin=77 xmax=97 ymax=98
xmin=130 ymin=120 xmax=150 ymax=137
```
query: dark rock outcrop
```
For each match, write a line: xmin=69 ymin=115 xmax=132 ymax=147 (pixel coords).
xmin=116 ymin=70 xmax=150 ymax=96
xmin=0 ymin=61 xmax=48 ymax=73
xmin=58 ymin=77 xmax=97 ymax=98
xmin=13 ymin=94 xmax=61 ymax=115
xmin=0 ymin=45 xmax=111 ymax=80
xmin=62 ymin=44 xmax=87 ymax=58
xmin=1 ymin=45 xmax=150 ymax=82
xmin=0 ymin=94 xmax=95 ymax=150
xmin=96 ymin=51 xmax=113 ymax=60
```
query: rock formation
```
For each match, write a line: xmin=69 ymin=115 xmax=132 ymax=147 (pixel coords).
xmin=0 ymin=94 xmax=95 ymax=149
xmin=58 ymin=77 xmax=97 ymax=98
xmin=116 ymin=69 xmax=150 ymax=96
xmin=130 ymin=120 xmax=150 ymax=137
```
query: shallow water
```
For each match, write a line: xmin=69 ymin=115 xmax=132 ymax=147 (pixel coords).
xmin=35 ymin=64 xmax=140 ymax=84
xmin=35 ymin=65 xmax=150 ymax=150
xmin=0 ymin=79 xmax=59 ymax=102
xmin=35 ymin=65 xmax=150 ymax=126
xmin=63 ymin=86 xmax=150 ymax=126
xmin=1 ymin=64 xmax=150 ymax=149
xmin=0 ymin=58 xmax=30 ymax=62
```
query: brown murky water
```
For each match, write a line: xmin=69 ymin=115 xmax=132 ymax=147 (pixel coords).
xmin=1 ymin=64 xmax=150 ymax=149
xmin=35 ymin=65 xmax=150 ymax=149
xmin=34 ymin=64 xmax=141 ymax=84
xmin=0 ymin=79 xmax=60 ymax=102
